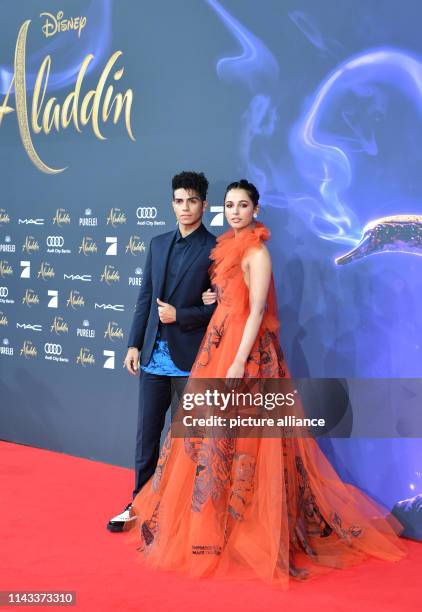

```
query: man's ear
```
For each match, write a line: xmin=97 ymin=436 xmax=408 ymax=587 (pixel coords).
xmin=202 ymin=200 xmax=208 ymax=211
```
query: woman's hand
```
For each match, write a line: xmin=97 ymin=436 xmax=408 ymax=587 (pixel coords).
xmin=202 ymin=288 xmax=217 ymax=305
xmin=226 ymin=359 xmax=245 ymax=385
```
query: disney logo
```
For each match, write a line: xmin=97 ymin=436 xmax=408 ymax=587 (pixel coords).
xmin=40 ymin=11 xmax=87 ymax=39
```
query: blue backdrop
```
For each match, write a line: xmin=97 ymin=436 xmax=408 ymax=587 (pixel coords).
xmin=0 ymin=0 xmax=420 ymax=527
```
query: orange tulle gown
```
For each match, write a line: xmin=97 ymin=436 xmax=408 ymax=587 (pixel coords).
xmin=126 ymin=221 xmax=407 ymax=587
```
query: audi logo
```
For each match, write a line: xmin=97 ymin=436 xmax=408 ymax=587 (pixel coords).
xmin=46 ymin=236 xmax=64 ymax=247
xmin=0 ymin=287 xmax=8 ymax=297
xmin=44 ymin=343 xmax=62 ymax=355
xmin=136 ymin=207 xmax=157 ymax=220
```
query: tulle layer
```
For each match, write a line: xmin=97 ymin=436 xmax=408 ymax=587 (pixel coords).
xmin=127 ymin=433 xmax=406 ymax=587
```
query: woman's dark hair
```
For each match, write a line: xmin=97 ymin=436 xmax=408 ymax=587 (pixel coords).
xmin=224 ymin=179 xmax=259 ymax=207
xmin=172 ymin=171 xmax=209 ymax=201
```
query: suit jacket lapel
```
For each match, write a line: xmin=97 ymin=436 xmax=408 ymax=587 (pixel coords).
xmin=156 ymin=230 xmax=176 ymax=298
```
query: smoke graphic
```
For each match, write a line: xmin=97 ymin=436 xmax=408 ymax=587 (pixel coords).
xmin=288 ymin=10 xmax=344 ymax=60
xmin=206 ymin=1 xmax=422 ymax=259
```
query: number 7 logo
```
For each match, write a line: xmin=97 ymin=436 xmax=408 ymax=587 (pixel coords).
xmin=210 ymin=206 xmax=224 ymax=227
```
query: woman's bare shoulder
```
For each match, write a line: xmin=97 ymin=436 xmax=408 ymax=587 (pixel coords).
xmin=243 ymin=242 xmax=271 ymax=265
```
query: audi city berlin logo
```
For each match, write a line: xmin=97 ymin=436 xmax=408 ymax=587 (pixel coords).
xmin=44 ymin=343 xmax=62 ymax=355
xmin=46 ymin=236 xmax=64 ymax=247
xmin=136 ymin=207 xmax=157 ymax=219
xmin=0 ymin=287 xmax=8 ymax=297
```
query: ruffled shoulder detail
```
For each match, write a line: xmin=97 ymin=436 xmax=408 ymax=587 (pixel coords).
xmin=209 ymin=221 xmax=270 ymax=284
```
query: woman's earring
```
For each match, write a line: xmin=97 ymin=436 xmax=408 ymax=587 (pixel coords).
xmin=253 ymin=212 xmax=258 ymax=219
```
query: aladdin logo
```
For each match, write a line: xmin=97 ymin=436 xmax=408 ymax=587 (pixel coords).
xmin=0 ymin=209 xmax=10 ymax=225
xmin=78 ymin=236 xmax=97 ymax=255
xmin=0 ymin=312 xmax=8 ymax=326
xmin=0 ymin=260 xmax=13 ymax=278
xmin=20 ymin=340 xmax=37 ymax=358
xmin=0 ymin=19 xmax=135 ymax=174
xmin=37 ymin=261 xmax=55 ymax=280
xmin=22 ymin=236 xmax=40 ymax=254
xmin=125 ymin=235 xmax=146 ymax=255
xmin=51 ymin=315 xmax=69 ymax=335
xmin=104 ymin=321 xmax=124 ymax=341
xmin=66 ymin=289 xmax=85 ymax=309
xmin=22 ymin=288 xmax=40 ymax=306
xmin=52 ymin=208 xmax=71 ymax=226
xmin=76 ymin=347 xmax=95 ymax=366
xmin=41 ymin=11 xmax=87 ymax=39
xmin=100 ymin=264 xmax=120 ymax=285
xmin=106 ymin=208 xmax=126 ymax=227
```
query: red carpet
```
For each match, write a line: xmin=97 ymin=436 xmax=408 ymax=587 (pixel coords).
xmin=0 ymin=440 xmax=420 ymax=611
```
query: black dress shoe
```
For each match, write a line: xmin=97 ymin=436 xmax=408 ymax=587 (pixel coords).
xmin=107 ymin=502 xmax=134 ymax=532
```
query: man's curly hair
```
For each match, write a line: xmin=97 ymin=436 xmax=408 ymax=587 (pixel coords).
xmin=172 ymin=171 xmax=209 ymax=201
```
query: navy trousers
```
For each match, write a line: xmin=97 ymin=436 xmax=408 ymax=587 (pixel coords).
xmin=133 ymin=370 xmax=188 ymax=498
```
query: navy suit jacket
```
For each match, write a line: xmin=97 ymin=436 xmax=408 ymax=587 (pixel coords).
xmin=127 ymin=223 xmax=217 ymax=371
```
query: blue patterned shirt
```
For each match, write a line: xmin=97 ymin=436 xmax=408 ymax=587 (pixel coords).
xmin=141 ymin=333 xmax=190 ymax=376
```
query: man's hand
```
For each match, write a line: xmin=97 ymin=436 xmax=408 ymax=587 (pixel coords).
xmin=202 ymin=288 xmax=217 ymax=305
xmin=157 ymin=298 xmax=176 ymax=323
xmin=124 ymin=347 xmax=140 ymax=376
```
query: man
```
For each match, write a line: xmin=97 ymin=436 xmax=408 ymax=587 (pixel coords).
xmin=107 ymin=171 xmax=216 ymax=531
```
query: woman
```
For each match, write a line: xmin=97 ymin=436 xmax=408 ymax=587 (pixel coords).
xmin=126 ymin=179 xmax=406 ymax=587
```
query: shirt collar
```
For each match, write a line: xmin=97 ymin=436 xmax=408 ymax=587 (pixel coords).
xmin=175 ymin=224 xmax=203 ymax=244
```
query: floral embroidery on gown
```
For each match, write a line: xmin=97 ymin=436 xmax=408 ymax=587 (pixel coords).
xmin=127 ymin=222 xmax=406 ymax=587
